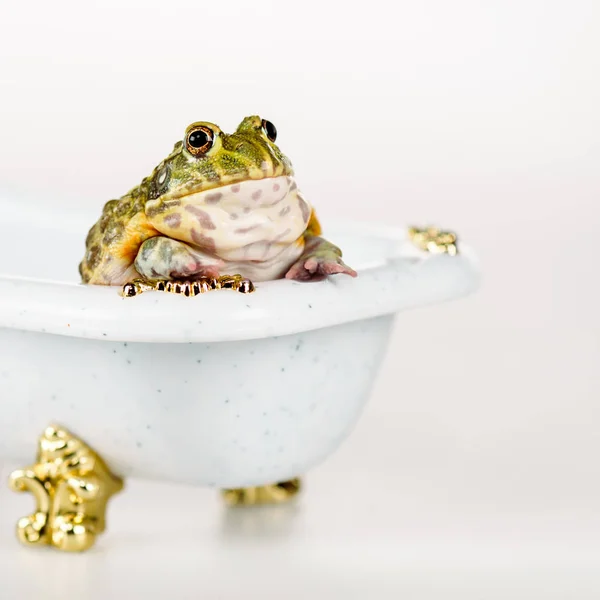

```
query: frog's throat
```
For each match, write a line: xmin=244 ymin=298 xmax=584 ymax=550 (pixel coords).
xmin=145 ymin=175 xmax=299 ymax=220
xmin=145 ymin=175 xmax=311 ymax=262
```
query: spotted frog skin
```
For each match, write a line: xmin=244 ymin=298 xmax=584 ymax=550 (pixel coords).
xmin=79 ymin=116 xmax=356 ymax=286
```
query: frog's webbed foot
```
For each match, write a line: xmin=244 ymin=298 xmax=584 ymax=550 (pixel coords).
xmin=285 ymin=235 xmax=357 ymax=282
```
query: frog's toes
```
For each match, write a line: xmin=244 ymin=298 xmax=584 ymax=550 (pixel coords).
xmin=286 ymin=256 xmax=357 ymax=282
xmin=185 ymin=263 xmax=221 ymax=280
xmin=304 ymin=257 xmax=357 ymax=277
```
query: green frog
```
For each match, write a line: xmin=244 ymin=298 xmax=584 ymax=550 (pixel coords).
xmin=79 ymin=116 xmax=356 ymax=287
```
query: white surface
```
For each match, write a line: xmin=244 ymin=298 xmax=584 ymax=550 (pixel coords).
xmin=0 ymin=420 xmax=598 ymax=600
xmin=0 ymin=0 xmax=599 ymax=596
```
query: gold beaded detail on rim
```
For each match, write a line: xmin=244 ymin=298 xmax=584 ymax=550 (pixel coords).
xmin=121 ymin=274 xmax=255 ymax=297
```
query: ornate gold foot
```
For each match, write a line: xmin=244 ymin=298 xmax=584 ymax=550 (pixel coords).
xmin=408 ymin=226 xmax=459 ymax=256
xmin=8 ymin=424 xmax=123 ymax=552
xmin=121 ymin=274 xmax=255 ymax=297
xmin=221 ymin=478 xmax=302 ymax=506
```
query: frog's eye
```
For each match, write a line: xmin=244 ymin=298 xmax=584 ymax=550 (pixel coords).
xmin=185 ymin=126 xmax=215 ymax=156
xmin=261 ymin=119 xmax=277 ymax=142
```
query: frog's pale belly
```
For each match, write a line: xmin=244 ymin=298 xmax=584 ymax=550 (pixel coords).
xmin=150 ymin=175 xmax=311 ymax=281
xmin=217 ymin=242 xmax=305 ymax=281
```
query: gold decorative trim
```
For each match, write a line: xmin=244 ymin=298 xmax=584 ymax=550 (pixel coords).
xmin=408 ymin=226 xmax=459 ymax=256
xmin=222 ymin=478 xmax=302 ymax=506
xmin=8 ymin=425 xmax=123 ymax=552
xmin=121 ymin=274 xmax=255 ymax=297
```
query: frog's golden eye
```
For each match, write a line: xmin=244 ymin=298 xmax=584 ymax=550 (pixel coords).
xmin=186 ymin=126 xmax=214 ymax=156
xmin=261 ymin=119 xmax=277 ymax=142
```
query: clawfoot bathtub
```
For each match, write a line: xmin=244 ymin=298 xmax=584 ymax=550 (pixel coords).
xmin=0 ymin=198 xmax=479 ymax=491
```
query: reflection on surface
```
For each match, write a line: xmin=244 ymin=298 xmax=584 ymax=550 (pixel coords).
xmin=220 ymin=501 xmax=302 ymax=541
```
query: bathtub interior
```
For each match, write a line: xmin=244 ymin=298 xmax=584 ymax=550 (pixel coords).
xmin=0 ymin=196 xmax=401 ymax=283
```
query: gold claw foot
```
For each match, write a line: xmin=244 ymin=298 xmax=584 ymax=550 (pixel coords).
xmin=221 ymin=478 xmax=302 ymax=506
xmin=8 ymin=424 xmax=123 ymax=552
xmin=408 ymin=225 xmax=459 ymax=256
xmin=121 ymin=274 xmax=255 ymax=297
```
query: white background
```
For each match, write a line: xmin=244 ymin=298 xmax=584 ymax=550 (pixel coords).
xmin=0 ymin=1 xmax=599 ymax=598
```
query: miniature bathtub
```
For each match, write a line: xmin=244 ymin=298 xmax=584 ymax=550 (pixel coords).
xmin=0 ymin=197 xmax=479 ymax=488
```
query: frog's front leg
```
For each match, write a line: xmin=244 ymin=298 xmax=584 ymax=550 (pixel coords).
xmin=285 ymin=235 xmax=357 ymax=282
xmin=134 ymin=236 xmax=223 ymax=280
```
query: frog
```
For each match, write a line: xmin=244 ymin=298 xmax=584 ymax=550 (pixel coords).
xmin=79 ymin=116 xmax=357 ymax=288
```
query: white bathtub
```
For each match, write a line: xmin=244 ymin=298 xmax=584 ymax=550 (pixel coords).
xmin=0 ymin=197 xmax=479 ymax=487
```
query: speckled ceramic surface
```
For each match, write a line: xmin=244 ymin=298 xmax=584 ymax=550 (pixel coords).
xmin=0 ymin=197 xmax=479 ymax=486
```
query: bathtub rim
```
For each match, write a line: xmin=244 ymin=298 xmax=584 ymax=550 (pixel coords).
xmin=0 ymin=221 xmax=480 ymax=344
